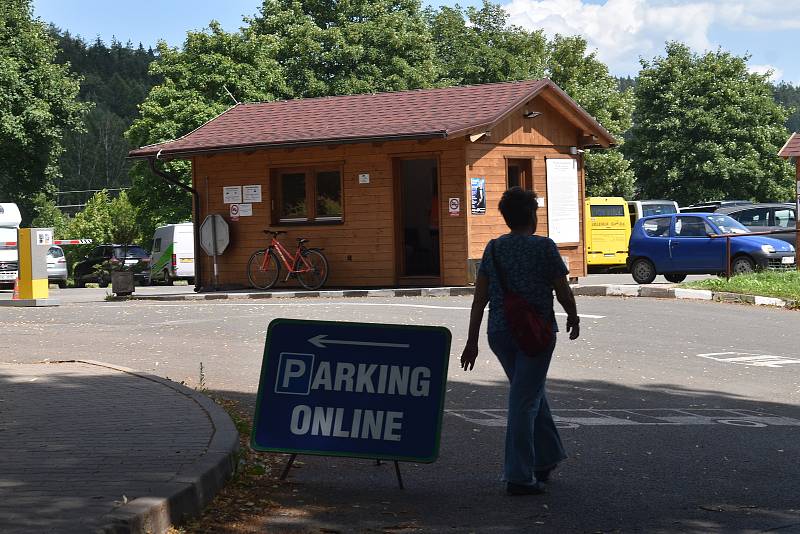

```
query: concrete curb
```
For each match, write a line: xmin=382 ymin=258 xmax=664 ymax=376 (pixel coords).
xmin=114 ymin=286 xmax=477 ymax=302
xmin=49 ymin=360 xmax=239 ymax=534
xmin=572 ymin=284 xmax=797 ymax=309
xmin=112 ymin=284 xmax=797 ymax=310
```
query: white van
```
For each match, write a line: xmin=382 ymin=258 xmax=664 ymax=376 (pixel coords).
xmin=149 ymin=223 xmax=195 ymax=285
xmin=628 ymin=200 xmax=680 ymax=227
xmin=0 ymin=203 xmax=22 ymax=288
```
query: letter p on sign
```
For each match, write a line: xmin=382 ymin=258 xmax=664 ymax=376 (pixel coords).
xmin=275 ymin=353 xmax=314 ymax=395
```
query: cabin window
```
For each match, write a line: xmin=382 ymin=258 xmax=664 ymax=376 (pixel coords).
xmin=506 ymin=159 xmax=532 ymax=190
xmin=272 ymin=166 xmax=343 ymax=224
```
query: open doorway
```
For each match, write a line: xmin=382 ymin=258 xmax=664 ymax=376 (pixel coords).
xmin=397 ymin=158 xmax=440 ymax=283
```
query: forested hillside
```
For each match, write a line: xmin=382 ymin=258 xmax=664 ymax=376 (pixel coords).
xmin=774 ymin=82 xmax=800 ymax=133
xmin=50 ymin=29 xmax=159 ymax=197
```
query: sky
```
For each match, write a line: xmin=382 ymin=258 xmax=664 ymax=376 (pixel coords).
xmin=33 ymin=0 xmax=800 ymax=85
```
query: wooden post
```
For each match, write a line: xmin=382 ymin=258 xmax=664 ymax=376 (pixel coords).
xmin=726 ymin=235 xmax=731 ymax=280
xmin=795 ymin=160 xmax=799 ymax=271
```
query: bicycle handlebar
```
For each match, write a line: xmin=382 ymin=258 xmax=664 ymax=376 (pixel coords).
xmin=263 ymin=229 xmax=287 ymax=236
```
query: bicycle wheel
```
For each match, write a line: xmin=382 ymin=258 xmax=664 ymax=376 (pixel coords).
xmin=296 ymin=249 xmax=329 ymax=290
xmin=247 ymin=249 xmax=281 ymax=289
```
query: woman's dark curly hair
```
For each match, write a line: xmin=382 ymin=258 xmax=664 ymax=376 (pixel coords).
xmin=498 ymin=187 xmax=539 ymax=230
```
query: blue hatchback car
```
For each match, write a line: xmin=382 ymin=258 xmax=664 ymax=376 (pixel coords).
xmin=627 ymin=213 xmax=796 ymax=284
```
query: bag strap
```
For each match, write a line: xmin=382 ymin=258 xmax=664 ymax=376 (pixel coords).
xmin=490 ymin=239 xmax=510 ymax=293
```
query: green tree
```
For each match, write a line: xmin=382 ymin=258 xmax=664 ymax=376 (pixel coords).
xmin=773 ymin=82 xmax=800 ymax=133
xmin=625 ymin=42 xmax=794 ymax=205
xmin=30 ymin=192 xmax=70 ymax=237
xmin=426 ymin=5 xmax=633 ymax=197
xmin=252 ymin=0 xmax=439 ymax=97
xmin=51 ymin=31 xmax=159 ymax=194
xmin=426 ymin=1 xmax=546 ymax=86
xmin=65 ymin=189 xmax=140 ymax=267
xmin=0 ymin=0 xmax=88 ymax=222
xmin=126 ymin=22 xmax=287 ymax=240
xmin=546 ymin=35 xmax=635 ymax=198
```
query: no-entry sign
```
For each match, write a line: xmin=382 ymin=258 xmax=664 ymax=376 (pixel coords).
xmin=251 ymin=319 xmax=451 ymax=462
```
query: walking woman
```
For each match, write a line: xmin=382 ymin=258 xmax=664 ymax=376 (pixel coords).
xmin=460 ymin=187 xmax=580 ymax=495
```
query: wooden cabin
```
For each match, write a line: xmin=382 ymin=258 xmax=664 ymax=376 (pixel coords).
xmin=778 ymin=131 xmax=800 ymax=259
xmin=129 ymin=79 xmax=616 ymax=290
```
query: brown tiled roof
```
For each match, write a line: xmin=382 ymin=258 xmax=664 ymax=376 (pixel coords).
xmin=129 ymin=79 xmax=615 ymax=159
xmin=779 ymin=132 xmax=800 ymax=157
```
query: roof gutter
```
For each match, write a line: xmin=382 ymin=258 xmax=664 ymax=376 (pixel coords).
xmin=130 ymin=131 xmax=447 ymax=160
xmin=148 ymin=153 xmax=205 ymax=293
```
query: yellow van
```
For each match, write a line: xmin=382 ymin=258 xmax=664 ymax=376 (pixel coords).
xmin=585 ymin=197 xmax=631 ymax=268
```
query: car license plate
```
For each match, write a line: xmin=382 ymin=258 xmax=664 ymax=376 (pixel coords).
xmin=180 ymin=258 xmax=193 ymax=263
xmin=0 ymin=272 xmax=16 ymax=281
xmin=124 ymin=259 xmax=138 ymax=265
xmin=782 ymin=256 xmax=795 ymax=264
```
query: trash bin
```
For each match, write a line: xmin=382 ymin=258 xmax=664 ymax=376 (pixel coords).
xmin=111 ymin=271 xmax=135 ymax=296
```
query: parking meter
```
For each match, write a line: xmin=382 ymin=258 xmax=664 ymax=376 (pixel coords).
xmin=17 ymin=227 xmax=52 ymax=301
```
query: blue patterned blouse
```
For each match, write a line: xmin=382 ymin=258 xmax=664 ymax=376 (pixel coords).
xmin=478 ymin=233 xmax=569 ymax=335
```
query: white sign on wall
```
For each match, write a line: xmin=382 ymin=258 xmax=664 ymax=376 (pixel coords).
xmin=243 ymin=185 xmax=262 ymax=203
xmin=238 ymin=203 xmax=253 ymax=216
xmin=37 ymin=230 xmax=53 ymax=246
xmin=359 ymin=173 xmax=370 ymax=184
xmin=223 ymin=186 xmax=243 ymax=204
xmin=545 ymin=158 xmax=580 ymax=244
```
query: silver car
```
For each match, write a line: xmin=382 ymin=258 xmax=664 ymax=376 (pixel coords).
xmin=47 ymin=246 xmax=68 ymax=288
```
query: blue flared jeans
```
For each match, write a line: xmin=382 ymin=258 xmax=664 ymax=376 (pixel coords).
xmin=488 ymin=331 xmax=567 ymax=485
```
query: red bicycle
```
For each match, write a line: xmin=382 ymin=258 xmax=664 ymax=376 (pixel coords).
xmin=247 ymin=230 xmax=329 ymax=290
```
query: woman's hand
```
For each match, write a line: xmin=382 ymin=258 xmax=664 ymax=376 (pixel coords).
xmin=461 ymin=342 xmax=478 ymax=371
xmin=566 ymin=314 xmax=580 ymax=340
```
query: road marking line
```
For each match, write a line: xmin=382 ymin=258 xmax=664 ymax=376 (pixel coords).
xmin=92 ymin=301 xmax=606 ymax=318
xmin=698 ymin=352 xmax=800 ymax=368
xmin=446 ymin=408 xmax=800 ymax=428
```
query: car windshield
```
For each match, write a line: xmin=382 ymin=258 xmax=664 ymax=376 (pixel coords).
xmin=114 ymin=246 xmax=149 ymax=259
xmin=642 ymin=203 xmax=677 ymax=216
xmin=707 ymin=215 xmax=750 ymax=235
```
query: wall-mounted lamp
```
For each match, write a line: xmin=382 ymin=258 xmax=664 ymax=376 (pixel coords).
xmin=523 ymin=110 xmax=542 ymax=119
xmin=569 ymin=146 xmax=578 ymax=155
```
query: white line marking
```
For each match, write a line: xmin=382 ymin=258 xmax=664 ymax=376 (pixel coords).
xmin=90 ymin=301 xmax=605 ymax=318
xmin=446 ymin=408 xmax=800 ymax=428
xmin=698 ymin=352 xmax=800 ymax=368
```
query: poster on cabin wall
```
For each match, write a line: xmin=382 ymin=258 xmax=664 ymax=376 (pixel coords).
xmin=545 ymin=158 xmax=580 ymax=243
xmin=471 ymin=177 xmax=486 ymax=215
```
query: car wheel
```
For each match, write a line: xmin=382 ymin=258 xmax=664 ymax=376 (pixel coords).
xmin=631 ymin=258 xmax=657 ymax=285
xmin=731 ymin=256 xmax=755 ymax=276
xmin=57 ymin=280 xmax=67 ymax=289
xmin=98 ymin=276 xmax=109 ymax=288
xmin=75 ymin=277 xmax=85 ymax=288
xmin=664 ymin=273 xmax=687 ymax=283
xmin=163 ymin=269 xmax=173 ymax=286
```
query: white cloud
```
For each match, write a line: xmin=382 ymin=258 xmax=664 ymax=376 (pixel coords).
xmin=748 ymin=64 xmax=784 ymax=82
xmin=503 ymin=0 xmax=800 ymax=78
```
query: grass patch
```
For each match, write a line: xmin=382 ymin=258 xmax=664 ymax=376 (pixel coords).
xmin=682 ymin=270 xmax=800 ymax=302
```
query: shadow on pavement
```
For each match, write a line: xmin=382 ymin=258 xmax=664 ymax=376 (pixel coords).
xmin=212 ymin=376 xmax=800 ymax=534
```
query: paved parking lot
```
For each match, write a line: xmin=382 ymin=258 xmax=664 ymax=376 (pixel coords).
xmin=1 ymin=292 xmax=798 ymax=532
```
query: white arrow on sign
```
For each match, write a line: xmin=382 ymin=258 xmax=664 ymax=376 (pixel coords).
xmin=307 ymin=334 xmax=410 ymax=349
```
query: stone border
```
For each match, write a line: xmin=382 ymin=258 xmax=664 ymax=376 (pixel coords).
xmin=49 ymin=360 xmax=239 ymax=534
xmin=111 ymin=284 xmax=797 ymax=310
xmin=572 ymin=285 xmax=797 ymax=309
xmin=114 ymin=286 xmax=477 ymax=302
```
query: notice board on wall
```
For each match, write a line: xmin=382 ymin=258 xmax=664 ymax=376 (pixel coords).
xmin=545 ymin=158 xmax=580 ymax=244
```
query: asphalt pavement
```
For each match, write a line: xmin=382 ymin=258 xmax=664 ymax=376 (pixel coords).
xmin=1 ymin=293 xmax=798 ymax=532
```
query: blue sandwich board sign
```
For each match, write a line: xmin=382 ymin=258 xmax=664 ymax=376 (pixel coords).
xmin=251 ymin=318 xmax=452 ymax=463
